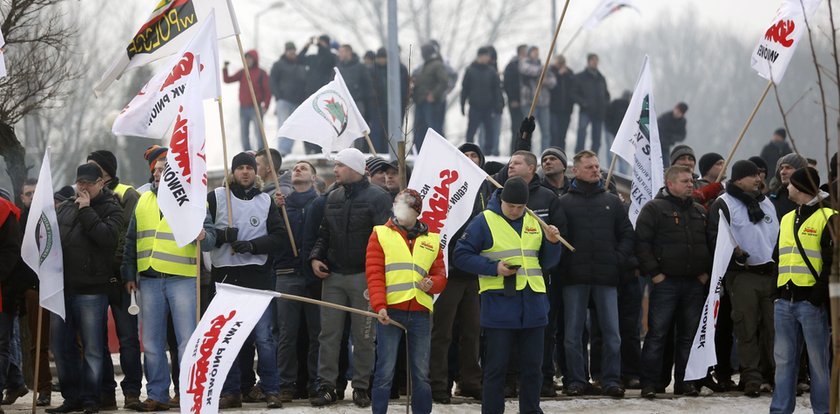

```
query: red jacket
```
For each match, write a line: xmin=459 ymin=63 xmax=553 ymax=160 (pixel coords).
xmin=692 ymin=181 xmax=723 ymax=210
xmin=223 ymin=50 xmax=271 ymax=111
xmin=366 ymin=218 xmax=446 ymax=313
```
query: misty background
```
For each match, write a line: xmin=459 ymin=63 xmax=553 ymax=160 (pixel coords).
xmin=0 ymin=0 xmax=836 ymax=190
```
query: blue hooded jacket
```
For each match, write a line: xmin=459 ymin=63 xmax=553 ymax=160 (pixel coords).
xmin=453 ymin=190 xmax=561 ymax=329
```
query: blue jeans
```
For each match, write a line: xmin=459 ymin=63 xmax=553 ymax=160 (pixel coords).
xmin=102 ymin=287 xmax=142 ymax=398
xmin=639 ymin=276 xmax=705 ymax=388
xmin=575 ymin=111 xmax=603 ymax=154
xmin=770 ymin=300 xmax=830 ymax=414
xmin=223 ymin=305 xmax=280 ymax=396
xmin=371 ymin=310 xmax=431 ymax=414
xmin=533 ymin=106 xmax=551 ymax=155
xmin=239 ymin=106 xmax=263 ymax=151
xmin=563 ymin=285 xmax=620 ymax=388
xmin=413 ymin=101 xmax=445 ymax=151
xmin=51 ymin=294 xmax=109 ymax=408
xmin=483 ymin=326 xmax=544 ymax=414
xmin=466 ymin=106 xmax=499 ymax=156
xmin=6 ymin=315 xmax=24 ymax=390
xmin=550 ymin=110 xmax=571 ymax=151
xmin=138 ymin=276 xmax=196 ymax=403
xmin=275 ymin=274 xmax=320 ymax=392
xmin=275 ymin=99 xmax=298 ymax=155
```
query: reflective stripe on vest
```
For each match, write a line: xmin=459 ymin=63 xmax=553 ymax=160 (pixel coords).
xmin=135 ymin=191 xmax=197 ymax=277
xmin=373 ymin=225 xmax=440 ymax=312
xmin=477 ymin=210 xmax=545 ymax=294
xmin=777 ymin=207 xmax=836 ymax=287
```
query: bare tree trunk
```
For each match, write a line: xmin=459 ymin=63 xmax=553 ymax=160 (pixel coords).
xmin=0 ymin=122 xmax=27 ymax=206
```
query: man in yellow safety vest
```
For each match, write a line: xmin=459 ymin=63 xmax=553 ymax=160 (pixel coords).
xmin=771 ymin=167 xmax=835 ymax=414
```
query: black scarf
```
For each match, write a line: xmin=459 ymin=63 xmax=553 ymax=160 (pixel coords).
xmin=726 ymin=182 xmax=767 ymax=224
xmin=393 ymin=217 xmax=428 ymax=240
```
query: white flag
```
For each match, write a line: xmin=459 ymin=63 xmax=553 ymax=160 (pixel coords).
xmin=751 ymin=0 xmax=822 ymax=83
xmin=408 ymin=129 xmax=489 ymax=274
xmin=0 ymin=28 xmax=7 ymax=78
xmin=685 ymin=216 xmax=737 ymax=381
xmin=112 ymin=11 xmax=221 ymax=138
xmin=275 ymin=68 xmax=370 ymax=154
xmin=21 ymin=150 xmax=65 ymax=320
xmin=583 ymin=0 xmax=641 ymax=29
xmin=95 ymin=0 xmax=238 ymax=96
xmin=609 ymin=56 xmax=664 ymax=226
xmin=180 ymin=283 xmax=275 ymax=414
xmin=158 ymin=64 xmax=208 ymax=247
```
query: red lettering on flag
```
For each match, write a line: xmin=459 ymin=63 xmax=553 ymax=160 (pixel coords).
xmin=419 ymin=170 xmax=459 ymax=233
xmin=169 ymin=106 xmax=193 ymax=183
xmin=765 ymin=19 xmax=795 ymax=48
xmin=187 ymin=310 xmax=237 ymax=414
xmin=160 ymin=52 xmax=196 ymax=92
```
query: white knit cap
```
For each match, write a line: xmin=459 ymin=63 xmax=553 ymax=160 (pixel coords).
xmin=334 ymin=148 xmax=367 ymax=176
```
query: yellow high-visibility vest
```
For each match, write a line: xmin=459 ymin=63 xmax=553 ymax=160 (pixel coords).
xmin=778 ymin=207 xmax=836 ymax=287
xmin=135 ymin=191 xmax=197 ymax=277
xmin=478 ymin=210 xmax=545 ymax=294
xmin=113 ymin=183 xmax=133 ymax=202
xmin=373 ymin=225 xmax=440 ymax=312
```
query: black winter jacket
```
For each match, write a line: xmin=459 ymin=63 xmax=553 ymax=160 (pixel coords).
xmin=270 ymin=55 xmax=306 ymax=104
xmin=657 ymin=112 xmax=687 ymax=149
xmin=56 ymin=189 xmax=124 ymax=295
xmin=503 ymin=57 xmax=521 ymax=106
xmin=337 ymin=55 xmax=373 ymax=114
xmin=299 ymin=44 xmax=337 ymax=95
xmin=549 ymin=66 xmax=575 ymax=115
xmin=461 ymin=61 xmax=502 ymax=111
xmin=310 ymin=179 xmax=392 ymax=274
xmin=635 ymin=188 xmax=711 ymax=278
xmin=557 ymin=179 xmax=634 ymax=286
xmin=573 ymin=68 xmax=609 ymax=119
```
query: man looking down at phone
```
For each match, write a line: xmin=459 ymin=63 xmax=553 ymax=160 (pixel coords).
xmin=454 ymin=176 xmax=562 ymax=414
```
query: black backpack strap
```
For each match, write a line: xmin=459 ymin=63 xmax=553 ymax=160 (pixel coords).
xmin=792 ymin=216 xmax=820 ymax=279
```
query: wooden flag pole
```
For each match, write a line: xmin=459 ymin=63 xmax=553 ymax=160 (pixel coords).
xmin=525 ymin=0 xmax=572 ymax=121
xmin=234 ymin=34 xmax=298 ymax=257
xmin=398 ymin=141 xmax=407 ymax=190
xmin=276 ymin=292 xmax=406 ymax=331
xmin=217 ymin=98 xmax=235 ymax=228
xmin=715 ymin=80 xmax=773 ymax=183
xmin=559 ymin=24 xmax=584 ymax=56
xmin=604 ymin=156 xmax=618 ymax=190
xmin=30 ymin=306 xmax=44 ymax=414
xmin=364 ymin=132 xmax=378 ymax=155
xmin=485 ymin=175 xmax=575 ymax=251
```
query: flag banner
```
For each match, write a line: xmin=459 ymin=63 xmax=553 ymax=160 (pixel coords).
xmin=685 ymin=216 xmax=737 ymax=381
xmin=583 ymin=0 xmax=641 ymax=29
xmin=275 ymin=67 xmax=369 ymax=154
xmin=0 ymin=28 xmax=7 ymax=78
xmin=179 ymin=283 xmax=274 ymax=414
xmin=113 ymin=11 xmax=220 ymax=139
xmin=21 ymin=150 xmax=65 ymax=320
xmin=158 ymin=64 xmax=208 ymax=247
xmin=751 ymin=0 xmax=822 ymax=83
xmin=94 ymin=0 xmax=238 ymax=96
xmin=609 ymin=55 xmax=664 ymax=226
xmin=408 ymin=129 xmax=488 ymax=274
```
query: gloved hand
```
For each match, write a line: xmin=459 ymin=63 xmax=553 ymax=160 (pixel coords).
xmin=519 ymin=116 xmax=536 ymax=139
xmin=231 ymin=240 xmax=255 ymax=254
xmin=216 ymin=227 xmax=239 ymax=244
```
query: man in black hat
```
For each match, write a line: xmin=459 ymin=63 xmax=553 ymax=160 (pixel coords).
xmin=207 ymin=152 xmax=287 ymax=409
xmin=454 ymin=176 xmax=561 ymax=414
xmin=708 ymin=159 xmax=780 ymax=397
xmin=540 ymin=146 xmax=569 ymax=195
xmin=49 ymin=164 xmax=123 ymax=414
xmin=86 ymin=150 xmax=143 ymax=410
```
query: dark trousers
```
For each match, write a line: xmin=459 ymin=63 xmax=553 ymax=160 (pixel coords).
xmin=640 ymin=276 xmax=706 ymax=388
xmin=726 ymin=271 xmax=776 ymax=385
xmin=508 ymin=105 xmax=524 ymax=154
xmin=101 ymin=286 xmax=142 ymax=399
xmin=714 ymin=289 xmax=735 ymax=381
xmin=483 ymin=327 xmax=544 ymax=414
xmin=430 ymin=278 xmax=482 ymax=394
xmin=549 ymin=110 xmax=572 ymax=151
xmin=25 ymin=289 xmax=51 ymax=393
xmin=542 ymin=274 xmax=564 ymax=386
xmin=414 ymin=101 xmax=446 ymax=150
xmin=466 ymin=106 xmax=499 ymax=156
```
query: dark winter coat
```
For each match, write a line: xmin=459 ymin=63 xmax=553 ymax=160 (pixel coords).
xmin=299 ymin=43 xmax=337 ymax=96
xmin=370 ymin=62 xmax=409 ymax=119
xmin=412 ymin=57 xmax=449 ymax=103
xmin=769 ymin=186 xmax=798 ymax=220
xmin=605 ymin=97 xmax=630 ymax=137
xmin=573 ymin=68 xmax=609 ymax=119
xmin=208 ymin=182 xmax=287 ymax=290
xmin=657 ymin=111 xmax=687 ymax=149
xmin=460 ymin=61 xmax=502 ymax=110
xmin=556 ymin=179 xmax=634 ymax=286
xmin=337 ymin=54 xmax=373 ymax=114
xmin=273 ymin=188 xmax=318 ymax=271
xmin=56 ymin=188 xmax=124 ymax=295
xmin=635 ymin=188 xmax=711 ymax=278
xmin=760 ymin=141 xmax=793 ymax=181
xmin=549 ymin=66 xmax=575 ymax=115
xmin=269 ymin=54 xmax=307 ymax=104
xmin=310 ymin=179 xmax=392 ymax=274
xmin=503 ymin=57 xmax=521 ymax=107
